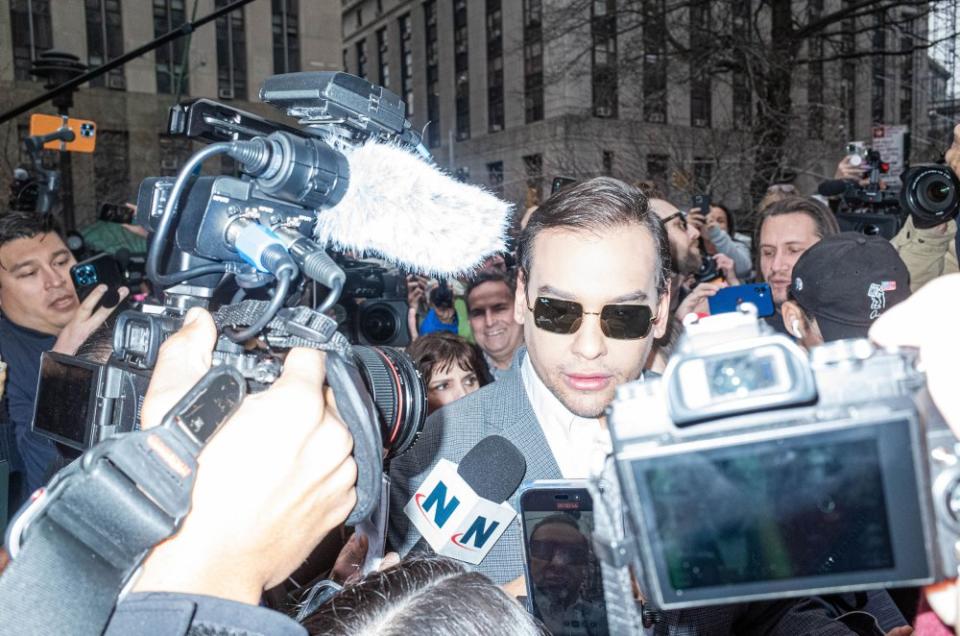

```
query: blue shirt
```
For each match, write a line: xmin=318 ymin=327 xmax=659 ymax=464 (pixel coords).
xmin=0 ymin=313 xmax=58 ymax=499
xmin=419 ymin=308 xmax=459 ymax=336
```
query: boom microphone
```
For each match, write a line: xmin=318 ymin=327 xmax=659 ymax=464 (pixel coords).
xmin=313 ymin=141 xmax=513 ymax=276
xmin=405 ymin=435 xmax=526 ymax=564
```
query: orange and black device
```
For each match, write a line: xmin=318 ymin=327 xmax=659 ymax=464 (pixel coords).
xmin=28 ymin=113 xmax=97 ymax=153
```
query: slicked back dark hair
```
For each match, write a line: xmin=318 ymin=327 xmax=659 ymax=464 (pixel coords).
xmin=517 ymin=177 xmax=672 ymax=297
xmin=0 ymin=212 xmax=61 ymax=249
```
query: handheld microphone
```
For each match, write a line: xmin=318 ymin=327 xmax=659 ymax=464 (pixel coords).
xmin=313 ymin=141 xmax=513 ymax=276
xmin=404 ymin=435 xmax=526 ymax=565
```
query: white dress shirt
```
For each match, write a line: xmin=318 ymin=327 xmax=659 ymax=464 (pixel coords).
xmin=520 ymin=355 xmax=610 ymax=479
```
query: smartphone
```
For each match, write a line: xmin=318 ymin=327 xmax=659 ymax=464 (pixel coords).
xmin=519 ymin=481 xmax=609 ymax=636
xmin=551 ymin=176 xmax=577 ymax=195
xmin=29 ymin=113 xmax=97 ymax=153
xmin=70 ymin=253 xmax=123 ymax=309
xmin=691 ymin=193 xmax=711 ymax=217
xmin=708 ymin=282 xmax=775 ymax=317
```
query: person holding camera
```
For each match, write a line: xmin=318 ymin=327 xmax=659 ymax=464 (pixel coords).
xmin=0 ymin=211 xmax=128 ymax=503
xmin=889 ymin=124 xmax=960 ymax=292
xmin=100 ymin=307 xmax=357 ymax=634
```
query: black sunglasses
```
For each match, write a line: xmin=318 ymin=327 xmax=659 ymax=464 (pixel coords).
xmin=528 ymin=296 xmax=658 ymax=340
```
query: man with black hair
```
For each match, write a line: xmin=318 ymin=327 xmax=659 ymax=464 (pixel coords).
xmin=465 ymin=270 xmax=524 ymax=380
xmin=389 ymin=177 xmax=907 ymax=634
xmin=0 ymin=211 xmax=126 ymax=500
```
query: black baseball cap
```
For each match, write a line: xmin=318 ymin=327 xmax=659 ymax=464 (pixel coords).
xmin=789 ymin=232 xmax=910 ymax=342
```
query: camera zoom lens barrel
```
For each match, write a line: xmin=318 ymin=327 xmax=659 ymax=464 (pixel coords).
xmin=352 ymin=346 xmax=427 ymax=459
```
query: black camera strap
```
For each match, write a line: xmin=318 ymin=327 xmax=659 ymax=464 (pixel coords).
xmin=0 ymin=366 xmax=245 ymax=636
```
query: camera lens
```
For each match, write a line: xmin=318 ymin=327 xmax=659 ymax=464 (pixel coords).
xmin=352 ymin=346 xmax=427 ymax=459
xmin=902 ymin=164 xmax=960 ymax=227
xmin=358 ymin=302 xmax=402 ymax=346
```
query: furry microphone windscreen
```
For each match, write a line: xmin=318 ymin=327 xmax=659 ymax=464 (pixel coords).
xmin=313 ymin=141 xmax=513 ymax=276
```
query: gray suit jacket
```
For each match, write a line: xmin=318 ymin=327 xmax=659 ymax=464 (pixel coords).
xmin=388 ymin=370 xmax=906 ymax=635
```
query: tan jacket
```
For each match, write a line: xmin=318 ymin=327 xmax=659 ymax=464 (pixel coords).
xmin=891 ymin=215 xmax=959 ymax=292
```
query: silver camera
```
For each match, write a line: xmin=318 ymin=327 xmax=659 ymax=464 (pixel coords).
xmin=602 ymin=305 xmax=960 ymax=610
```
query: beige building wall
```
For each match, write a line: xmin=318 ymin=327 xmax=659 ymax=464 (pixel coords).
xmin=0 ymin=0 xmax=342 ymax=229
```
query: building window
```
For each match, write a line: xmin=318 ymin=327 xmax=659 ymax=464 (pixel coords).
xmin=806 ymin=0 xmax=823 ymax=138
xmin=454 ymin=0 xmax=470 ymax=140
xmin=523 ymin=153 xmax=543 ymax=207
xmin=523 ymin=0 xmax=544 ymax=123
xmin=900 ymin=15 xmax=914 ymax=127
xmin=158 ymin=134 xmax=193 ymax=176
xmin=689 ymin=1 xmax=710 ymax=127
xmin=692 ymin=157 xmax=713 ymax=192
xmin=487 ymin=160 xmax=504 ymax=196
xmin=399 ymin=13 xmax=414 ymax=116
xmin=356 ymin=39 xmax=368 ymax=79
xmin=643 ymin=0 xmax=667 ymax=123
xmin=94 ymin=131 xmax=129 ymax=207
xmin=425 ymin=0 xmax=440 ymax=147
xmin=646 ymin=153 xmax=669 ymax=191
xmin=376 ymin=27 xmax=389 ymax=88
xmin=85 ymin=0 xmax=125 ymax=89
xmin=486 ymin=0 xmax=504 ymax=132
xmin=592 ymin=0 xmax=617 ymax=118
xmin=10 ymin=0 xmax=52 ymax=81
xmin=841 ymin=0 xmax=857 ymax=137
xmin=871 ymin=10 xmax=886 ymax=123
xmin=215 ymin=0 xmax=247 ymax=100
xmin=602 ymin=150 xmax=614 ymax=175
xmin=731 ymin=0 xmax=751 ymax=129
xmin=154 ymin=0 xmax=189 ymax=95
xmin=272 ymin=0 xmax=300 ymax=74
xmin=342 ymin=48 xmax=348 ymax=73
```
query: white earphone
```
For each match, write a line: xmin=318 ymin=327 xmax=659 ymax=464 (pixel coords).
xmin=791 ymin=318 xmax=802 ymax=339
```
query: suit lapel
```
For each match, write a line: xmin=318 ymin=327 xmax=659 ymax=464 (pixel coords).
xmin=487 ymin=372 xmax=562 ymax=481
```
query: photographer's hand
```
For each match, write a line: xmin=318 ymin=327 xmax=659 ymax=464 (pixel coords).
xmin=675 ymin=282 xmax=721 ymax=321
xmin=133 ymin=308 xmax=358 ymax=605
xmin=52 ymin=285 xmax=129 ymax=355
xmin=713 ymin=253 xmax=740 ymax=286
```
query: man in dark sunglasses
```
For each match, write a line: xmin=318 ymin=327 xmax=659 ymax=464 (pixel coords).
xmin=388 ymin=178 xmax=906 ymax=635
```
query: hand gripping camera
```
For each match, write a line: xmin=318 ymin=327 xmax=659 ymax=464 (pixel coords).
xmin=595 ymin=305 xmax=960 ymax=616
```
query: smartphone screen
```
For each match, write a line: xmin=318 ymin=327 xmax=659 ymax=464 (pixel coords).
xmin=520 ymin=485 xmax=608 ymax=636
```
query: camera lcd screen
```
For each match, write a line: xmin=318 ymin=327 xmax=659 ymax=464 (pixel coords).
xmin=33 ymin=353 xmax=96 ymax=447
xmin=632 ymin=417 xmax=929 ymax=606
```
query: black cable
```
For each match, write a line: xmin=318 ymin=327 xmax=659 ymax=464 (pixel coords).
xmin=224 ymin=268 xmax=293 ymax=343
xmin=146 ymin=142 xmax=233 ymax=287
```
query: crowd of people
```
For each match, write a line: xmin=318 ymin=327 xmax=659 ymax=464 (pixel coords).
xmin=0 ymin=124 xmax=959 ymax=635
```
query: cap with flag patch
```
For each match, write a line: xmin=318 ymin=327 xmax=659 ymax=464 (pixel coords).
xmin=788 ymin=232 xmax=911 ymax=342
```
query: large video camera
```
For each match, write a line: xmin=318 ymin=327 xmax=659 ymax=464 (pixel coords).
xmin=30 ymin=72 xmax=430 ymax=524
xmin=596 ymin=306 xmax=956 ymax=617
xmin=821 ymin=147 xmax=904 ymax=239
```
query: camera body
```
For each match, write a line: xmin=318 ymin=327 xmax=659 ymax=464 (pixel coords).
xmin=33 ymin=72 xmax=429 ymax=487
xmin=604 ymin=306 xmax=959 ymax=609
